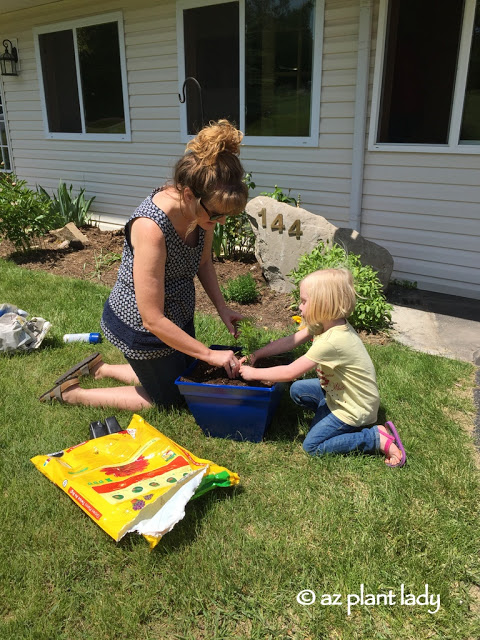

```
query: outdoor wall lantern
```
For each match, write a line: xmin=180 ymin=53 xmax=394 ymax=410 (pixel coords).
xmin=0 ymin=40 xmax=18 ymax=76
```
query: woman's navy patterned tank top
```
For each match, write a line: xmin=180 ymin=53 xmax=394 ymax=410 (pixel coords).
xmin=101 ymin=189 xmax=205 ymax=359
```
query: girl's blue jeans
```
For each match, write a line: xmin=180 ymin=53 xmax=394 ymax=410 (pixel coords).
xmin=290 ymin=378 xmax=380 ymax=457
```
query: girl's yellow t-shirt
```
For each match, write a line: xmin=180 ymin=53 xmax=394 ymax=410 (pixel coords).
xmin=304 ymin=322 xmax=380 ymax=426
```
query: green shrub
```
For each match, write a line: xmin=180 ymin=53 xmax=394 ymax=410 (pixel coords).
xmin=213 ymin=210 xmax=256 ymax=259
xmin=260 ymin=184 xmax=301 ymax=207
xmin=212 ymin=172 xmax=256 ymax=260
xmin=289 ymin=241 xmax=392 ymax=333
xmin=221 ymin=272 xmax=259 ymax=304
xmin=236 ymin=318 xmax=286 ymax=360
xmin=0 ymin=173 xmax=62 ymax=250
xmin=37 ymin=181 xmax=95 ymax=227
xmin=236 ymin=319 xmax=263 ymax=356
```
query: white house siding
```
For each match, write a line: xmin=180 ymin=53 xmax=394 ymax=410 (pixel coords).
xmin=0 ymin=0 xmax=360 ymax=229
xmin=361 ymin=153 xmax=480 ymax=297
xmin=0 ymin=0 xmax=186 ymax=226
xmin=1 ymin=0 xmax=478 ymax=299
xmin=363 ymin=1 xmax=480 ymax=299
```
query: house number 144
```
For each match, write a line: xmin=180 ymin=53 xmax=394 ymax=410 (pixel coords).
xmin=257 ymin=208 xmax=303 ymax=239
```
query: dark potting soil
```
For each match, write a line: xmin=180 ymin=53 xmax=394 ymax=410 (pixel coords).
xmin=179 ymin=355 xmax=292 ymax=387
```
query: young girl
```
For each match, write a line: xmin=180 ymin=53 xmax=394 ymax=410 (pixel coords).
xmin=239 ymin=268 xmax=406 ymax=467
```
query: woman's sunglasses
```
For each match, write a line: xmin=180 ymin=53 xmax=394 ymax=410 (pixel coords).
xmin=199 ymin=199 xmax=227 ymax=222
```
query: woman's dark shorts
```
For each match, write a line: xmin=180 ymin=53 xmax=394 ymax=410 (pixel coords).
xmin=125 ymin=320 xmax=195 ymax=408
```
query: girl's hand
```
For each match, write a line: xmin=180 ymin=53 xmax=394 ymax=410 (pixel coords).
xmin=207 ymin=349 xmax=240 ymax=379
xmin=239 ymin=364 xmax=259 ymax=381
xmin=219 ymin=308 xmax=244 ymax=338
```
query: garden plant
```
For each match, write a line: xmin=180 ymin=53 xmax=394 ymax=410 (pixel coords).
xmin=212 ymin=173 xmax=256 ymax=259
xmin=260 ymin=184 xmax=301 ymax=207
xmin=220 ymin=272 xmax=259 ymax=304
xmin=289 ymin=241 xmax=393 ymax=333
xmin=37 ymin=180 xmax=96 ymax=227
xmin=236 ymin=318 xmax=266 ymax=356
xmin=0 ymin=172 xmax=62 ymax=250
xmin=180 ymin=318 xmax=287 ymax=386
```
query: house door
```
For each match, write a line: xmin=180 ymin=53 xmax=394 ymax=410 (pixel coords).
xmin=180 ymin=1 xmax=240 ymax=134
xmin=0 ymin=87 xmax=12 ymax=171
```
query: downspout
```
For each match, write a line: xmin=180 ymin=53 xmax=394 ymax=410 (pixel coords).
xmin=348 ymin=0 xmax=373 ymax=232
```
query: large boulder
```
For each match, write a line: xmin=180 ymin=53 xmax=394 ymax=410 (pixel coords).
xmin=245 ymin=196 xmax=393 ymax=293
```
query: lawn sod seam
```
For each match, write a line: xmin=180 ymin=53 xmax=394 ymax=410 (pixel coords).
xmin=0 ymin=259 xmax=479 ymax=640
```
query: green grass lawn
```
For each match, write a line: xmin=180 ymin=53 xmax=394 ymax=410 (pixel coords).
xmin=1 ymin=258 xmax=479 ymax=640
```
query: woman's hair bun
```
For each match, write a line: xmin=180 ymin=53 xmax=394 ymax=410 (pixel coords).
xmin=186 ymin=119 xmax=243 ymax=166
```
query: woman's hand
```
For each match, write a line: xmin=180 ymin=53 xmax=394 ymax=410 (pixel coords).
xmin=239 ymin=353 xmax=257 ymax=367
xmin=219 ymin=308 xmax=244 ymax=339
xmin=207 ymin=348 xmax=240 ymax=379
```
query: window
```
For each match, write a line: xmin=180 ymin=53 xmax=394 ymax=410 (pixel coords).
xmin=372 ymin=0 xmax=480 ymax=151
xmin=177 ymin=0 xmax=323 ymax=146
xmin=245 ymin=0 xmax=315 ymax=138
xmin=0 ymin=89 xmax=12 ymax=171
xmin=461 ymin=1 xmax=480 ymax=141
xmin=34 ymin=13 xmax=130 ymax=141
xmin=183 ymin=2 xmax=240 ymax=134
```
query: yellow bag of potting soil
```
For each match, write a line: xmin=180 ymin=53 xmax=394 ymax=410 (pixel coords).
xmin=31 ymin=414 xmax=239 ymax=548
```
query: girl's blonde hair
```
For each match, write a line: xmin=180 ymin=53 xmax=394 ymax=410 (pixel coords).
xmin=173 ymin=119 xmax=248 ymax=214
xmin=301 ymin=268 xmax=357 ymax=333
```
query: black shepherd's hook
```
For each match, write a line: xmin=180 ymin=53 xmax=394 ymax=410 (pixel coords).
xmin=178 ymin=76 xmax=204 ymax=130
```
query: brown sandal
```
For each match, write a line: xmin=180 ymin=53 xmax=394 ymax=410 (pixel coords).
xmin=54 ymin=352 xmax=102 ymax=385
xmin=39 ymin=377 xmax=80 ymax=403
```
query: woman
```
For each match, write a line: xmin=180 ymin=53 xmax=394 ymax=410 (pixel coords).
xmin=40 ymin=120 xmax=248 ymax=410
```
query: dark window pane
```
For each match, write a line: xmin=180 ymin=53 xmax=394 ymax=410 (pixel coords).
xmin=378 ymin=0 xmax=464 ymax=144
xmin=183 ymin=3 xmax=239 ymax=135
xmin=39 ymin=30 xmax=82 ymax=133
xmin=245 ymin=0 xmax=314 ymax=137
xmin=77 ymin=22 xmax=126 ymax=134
xmin=0 ymin=121 xmax=7 ymax=145
xmin=0 ymin=123 xmax=11 ymax=170
xmin=461 ymin=1 xmax=480 ymax=141
xmin=0 ymin=93 xmax=8 ymax=171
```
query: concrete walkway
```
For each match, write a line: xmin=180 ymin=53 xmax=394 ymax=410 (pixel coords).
xmin=387 ymin=287 xmax=480 ymax=445
xmin=388 ymin=287 xmax=480 ymax=364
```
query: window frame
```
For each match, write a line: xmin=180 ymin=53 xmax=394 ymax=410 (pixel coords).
xmin=176 ymin=0 xmax=324 ymax=147
xmin=33 ymin=12 xmax=131 ymax=142
xmin=369 ymin=0 xmax=480 ymax=154
xmin=0 ymin=82 xmax=13 ymax=172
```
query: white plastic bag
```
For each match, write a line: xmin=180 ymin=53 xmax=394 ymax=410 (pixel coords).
xmin=0 ymin=303 xmax=51 ymax=352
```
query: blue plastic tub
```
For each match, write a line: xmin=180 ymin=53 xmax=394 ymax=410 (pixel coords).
xmin=175 ymin=347 xmax=285 ymax=442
